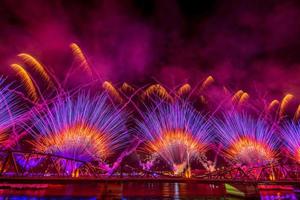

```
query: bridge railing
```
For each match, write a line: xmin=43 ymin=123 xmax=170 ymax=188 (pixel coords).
xmin=1 ymin=150 xmax=300 ymax=182
xmin=0 ymin=150 xmax=102 ymax=177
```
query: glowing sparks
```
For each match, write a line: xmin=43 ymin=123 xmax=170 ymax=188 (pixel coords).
xmin=279 ymin=93 xmax=294 ymax=117
xmin=177 ymin=83 xmax=191 ymax=96
xmin=142 ymin=84 xmax=172 ymax=101
xmin=33 ymin=123 xmax=111 ymax=159
xmin=238 ymin=92 xmax=249 ymax=105
xmin=102 ymin=81 xmax=123 ymax=103
xmin=2 ymin=40 xmax=300 ymax=179
xmin=228 ymin=137 xmax=274 ymax=165
xmin=148 ymin=130 xmax=204 ymax=175
xmin=121 ymin=82 xmax=135 ymax=93
xmin=200 ymin=76 xmax=214 ymax=91
xmin=136 ymin=103 xmax=213 ymax=175
xmin=30 ymin=93 xmax=128 ymax=166
xmin=231 ymin=90 xmax=249 ymax=106
xmin=0 ymin=78 xmax=25 ymax=148
xmin=17 ymin=53 xmax=53 ymax=88
xmin=70 ymin=43 xmax=92 ymax=76
xmin=294 ymin=105 xmax=300 ymax=122
xmin=232 ymin=90 xmax=244 ymax=103
xmin=281 ymin=122 xmax=300 ymax=163
xmin=215 ymin=114 xmax=278 ymax=166
xmin=268 ymin=99 xmax=280 ymax=112
xmin=10 ymin=64 xmax=38 ymax=101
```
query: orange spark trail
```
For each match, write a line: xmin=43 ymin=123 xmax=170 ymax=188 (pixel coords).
xmin=177 ymin=83 xmax=191 ymax=96
xmin=70 ymin=43 xmax=92 ymax=76
xmin=268 ymin=100 xmax=280 ymax=112
xmin=238 ymin=92 xmax=249 ymax=105
xmin=18 ymin=53 xmax=53 ymax=88
xmin=121 ymin=82 xmax=135 ymax=93
xmin=232 ymin=90 xmax=244 ymax=103
xmin=142 ymin=84 xmax=172 ymax=101
xmin=279 ymin=93 xmax=294 ymax=117
xmin=200 ymin=75 xmax=214 ymax=91
xmin=10 ymin=64 xmax=38 ymax=101
xmin=294 ymin=104 xmax=300 ymax=122
xmin=102 ymin=81 xmax=123 ymax=103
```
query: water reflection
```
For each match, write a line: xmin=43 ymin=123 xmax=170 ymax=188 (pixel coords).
xmin=260 ymin=191 xmax=297 ymax=200
xmin=0 ymin=182 xmax=297 ymax=199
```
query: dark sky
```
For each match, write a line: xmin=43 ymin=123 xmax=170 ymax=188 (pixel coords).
xmin=1 ymin=0 xmax=300 ymax=98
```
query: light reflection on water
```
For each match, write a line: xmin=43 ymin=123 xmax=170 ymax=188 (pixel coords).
xmin=0 ymin=182 xmax=297 ymax=199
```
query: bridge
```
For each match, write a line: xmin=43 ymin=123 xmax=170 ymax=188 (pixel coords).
xmin=0 ymin=150 xmax=299 ymax=185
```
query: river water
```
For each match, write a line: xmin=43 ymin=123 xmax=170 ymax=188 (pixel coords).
xmin=0 ymin=182 xmax=298 ymax=199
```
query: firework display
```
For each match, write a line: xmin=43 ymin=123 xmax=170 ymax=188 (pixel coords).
xmin=4 ymin=2 xmax=300 ymax=199
xmin=28 ymin=93 xmax=128 ymax=173
xmin=0 ymin=78 xmax=25 ymax=148
xmin=136 ymin=103 xmax=213 ymax=175
xmin=215 ymin=114 xmax=279 ymax=167
xmin=281 ymin=122 xmax=300 ymax=163
xmin=0 ymin=44 xmax=300 ymax=178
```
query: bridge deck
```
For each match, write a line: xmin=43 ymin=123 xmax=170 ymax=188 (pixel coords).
xmin=0 ymin=176 xmax=298 ymax=185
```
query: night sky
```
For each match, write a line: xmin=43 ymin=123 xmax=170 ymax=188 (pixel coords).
xmin=1 ymin=0 xmax=300 ymax=99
